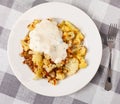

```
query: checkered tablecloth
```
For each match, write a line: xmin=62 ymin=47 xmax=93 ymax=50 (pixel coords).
xmin=0 ymin=0 xmax=120 ymax=104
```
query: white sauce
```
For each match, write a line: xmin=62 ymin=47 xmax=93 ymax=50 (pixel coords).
xmin=29 ymin=19 xmax=68 ymax=63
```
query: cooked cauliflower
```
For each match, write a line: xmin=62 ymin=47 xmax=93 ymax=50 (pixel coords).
xmin=43 ymin=63 xmax=56 ymax=73
xmin=79 ymin=58 xmax=87 ymax=68
xmin=65 ymin=58 xmax=79 ymax=76
xmin=80 ymin=46 xmax=87 ymax=56
xmin=34 ymin=67 xmax=43 ymax=79
xmin=32 ymin=52 xmax=43 ymax=67
xmin=56 ymin=72 xmax=65 ymax=80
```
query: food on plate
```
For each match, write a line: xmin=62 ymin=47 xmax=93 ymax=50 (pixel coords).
xmin=20 ymin=18 xmax=87 ymax=85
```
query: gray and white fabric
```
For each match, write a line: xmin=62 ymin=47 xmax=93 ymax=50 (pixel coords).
xmin=0 ymin=0 xmax=120 ymax=104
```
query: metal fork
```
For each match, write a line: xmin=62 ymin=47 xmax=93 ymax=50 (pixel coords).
xmin=105 ymin=24 xmax=118 ymax=91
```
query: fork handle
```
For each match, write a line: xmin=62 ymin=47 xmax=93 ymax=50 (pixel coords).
xmin=105 ymin=50 xmax=112 ymax=91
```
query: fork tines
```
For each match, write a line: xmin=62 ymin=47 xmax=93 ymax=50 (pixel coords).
xmin=108 ymin=24 xmax=118 ymax=40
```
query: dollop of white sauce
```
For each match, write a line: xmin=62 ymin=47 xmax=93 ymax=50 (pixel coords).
xmin=29 ymin=19 xmax=68 ymax=63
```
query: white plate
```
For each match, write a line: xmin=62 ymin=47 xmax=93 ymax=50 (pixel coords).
xmin=7 ymin=2 xmax=102 ymax=97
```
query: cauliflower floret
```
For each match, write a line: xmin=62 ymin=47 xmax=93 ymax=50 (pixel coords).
xmin=77 ymin=32 xmax=84 ymax=41
xmin=79 ymin=62 xmax=87 ymax=68
xmin=32 ymin=52 xmax=43 ymax=67
xmin=43 ymin=63 xmax=56 ymax=73
xmin=65 ymin=58 xmax=79 ymax=76
xmin=56 ymin=72 xmax=65 ymax=80
xmin=34 ymin=67 xmax=43 ymax=79
xmin=80 ymin=46 xmax=87 ymax=56
xmin=63 ymin=32 xmax=75 ymax=41
xmin=79 ymin=58 xmax=87 ymax=68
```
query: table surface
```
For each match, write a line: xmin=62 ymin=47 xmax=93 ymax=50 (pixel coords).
xmin=0 ymin=0 xmax=120 ymax=104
